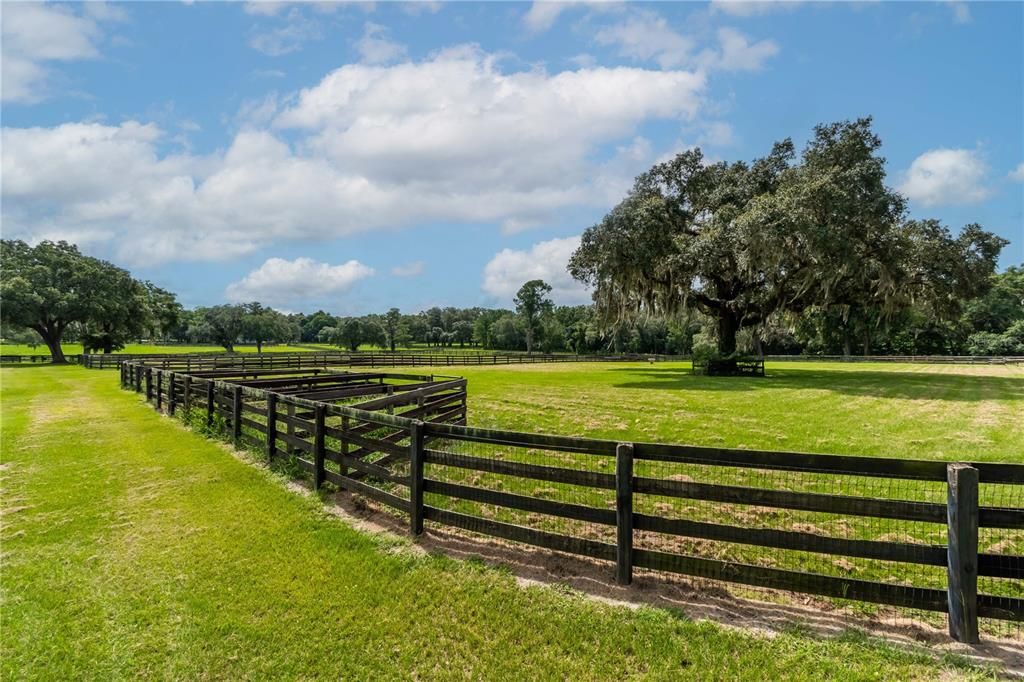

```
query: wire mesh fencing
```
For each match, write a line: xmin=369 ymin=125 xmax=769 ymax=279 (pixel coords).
xmin=121 ymin=361 xmax=1024 ymax=644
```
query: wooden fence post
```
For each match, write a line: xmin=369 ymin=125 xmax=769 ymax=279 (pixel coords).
xmin=183 ymin=376 xmax=192 ymax=413
xmin=340 ymin=415 xmax=349 ymax=479
xmin=616 ymin=442 xmax=635 ymax=586
xmin=134 ymin=364 xmax=142 ymax=393
xmin=409 ymin=420 xmax=425 ymax=535
xmin=267 ymin=393 xmax=278 ymax=464
xmin=947 ymin=463 xmax=979 ymax=643
xmin=232 ymin=386 xmax=242 ymax=445
xmin=313 ymin=405 xmax=326 ymax=489
xmin=145 ymin=368 xmax=153 ymax=402
xmin=156 ymin=371 xmax=163 ymax=411
xmin=206 ymin=381 xmax=215 ymax=427
xmin=167 ymin=373 xmax=176 ymax=415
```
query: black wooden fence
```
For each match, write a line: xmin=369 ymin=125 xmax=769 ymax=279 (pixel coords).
xmin=89 ymin=351 xmax=685 ymax=370
xmin=81 ymin=351 xmax=1024 ymax=370
xmin=121 ymin=359 xmax=1023 ymax=643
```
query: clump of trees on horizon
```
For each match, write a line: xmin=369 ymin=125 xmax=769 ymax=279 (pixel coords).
xmin=2 ymin=118 xmax=1021 ymax=363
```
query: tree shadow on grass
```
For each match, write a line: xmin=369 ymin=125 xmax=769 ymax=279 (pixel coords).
xmin=607 ymin=367 xmax=1024 ymax=402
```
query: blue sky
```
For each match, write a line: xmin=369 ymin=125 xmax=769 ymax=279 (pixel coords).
xmin=2 ymin=0 xmax=1022 ymax=314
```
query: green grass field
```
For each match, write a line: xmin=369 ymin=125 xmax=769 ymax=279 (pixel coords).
xmin=1 ymin=364 xmax=1007 ymax=679
xmin=0 ymin=343 xmax=318 ymax=356
xmin=417 ymin=361 xmax=1024 ymax=462
xmin=390 ymin=361 xmax=1023 ymax=626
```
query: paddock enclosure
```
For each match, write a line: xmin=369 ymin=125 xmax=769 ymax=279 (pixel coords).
xmin=117 ymin=355 xmax=1024 ymax=645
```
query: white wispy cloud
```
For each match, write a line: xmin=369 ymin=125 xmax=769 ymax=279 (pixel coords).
xmin=709 ymin=1 xmax=804 ymax=18
xmin=594 ymin=11 xmax=778 ymax=72
xmin=947 ymin=1 xmax=971 ymax=24
xmin=355 ymin=22 xmax=407 ymax=64
xmin=391 ymin=261 xmax=426 ymax=277
xmin=1008 ymin=162 xmax=1024 ymax=183
xmin=522 ymin=1 xmax=621 ymax=33
xmin=248 ymin=7 xmax=322 ymax=56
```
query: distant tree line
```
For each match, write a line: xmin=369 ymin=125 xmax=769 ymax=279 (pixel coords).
xmin=2 ymin=240 xmax=1021 ymax=364
xmin=2 ymin=118 xmax=1020 ymax=364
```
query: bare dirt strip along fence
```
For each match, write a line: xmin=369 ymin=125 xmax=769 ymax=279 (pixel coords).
xmin=121 ymin=359 xmax=1023 ymax=644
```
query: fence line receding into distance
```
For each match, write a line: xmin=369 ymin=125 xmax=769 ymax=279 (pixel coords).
xmin=119 ymin=358 xmax=1023 ymax=644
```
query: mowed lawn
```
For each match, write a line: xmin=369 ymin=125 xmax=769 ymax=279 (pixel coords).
xmin=0 ymin=366 xmax=998 ymax=680
xmin=423 ymin=361 xmax=1024 ymax=463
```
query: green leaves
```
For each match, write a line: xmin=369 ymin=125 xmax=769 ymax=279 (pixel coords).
xmin=570 ymin=118 xmax=1007 ymax=356
xmin=0 ymin=239 xmax=166 ymax=359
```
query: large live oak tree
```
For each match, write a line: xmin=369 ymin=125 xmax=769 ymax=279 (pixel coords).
xmin=0 ymin=240 xmax=158 ymax=362
xmin=570 ymin=118 xmax=1005 ymax=356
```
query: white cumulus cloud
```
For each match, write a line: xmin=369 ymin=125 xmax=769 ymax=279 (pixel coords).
xmin=899 ymin=148 xmax=991 ymax=207
xmin=482 ymin=236 xmax=590 ymax=305
xmin=1 ymin=2 xmax=122 ymax=103
xmin=2 ymin=47 xmax=703 ymax=266
xmin=226 ymin=257 xmax=375 ymax=306
xmin=1009 ymin=162 xmax=1024 ymax=182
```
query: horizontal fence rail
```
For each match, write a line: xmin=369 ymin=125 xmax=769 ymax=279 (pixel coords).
xmin=64 ymin=351 xmax=1024 ymax=369
xmin=120 ymin=358 xmax=1023 ymax=643
xmin=3 ymin=351 xmax=1024 ymax=366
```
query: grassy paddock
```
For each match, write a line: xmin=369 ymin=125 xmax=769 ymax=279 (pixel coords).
xmin=420 ymin=361 xmax=1024 ymax=461
xmin=0 ymin=365 xmax=1001 ymax=679
xmin=0 ymin=343 xmax=318 ymax=356
xmin=391 ymin=361 xmax=1024 ymax=627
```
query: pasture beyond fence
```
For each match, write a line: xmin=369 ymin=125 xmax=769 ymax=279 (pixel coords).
xmin=2 ymin=350 xmax=1023 ymax=367
xmin=120 ymin=358 xmax=1023 ymax=643
xmin=68 ymin=351 xmax=1024 ymax=370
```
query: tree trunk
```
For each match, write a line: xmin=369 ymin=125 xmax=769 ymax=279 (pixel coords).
xmin=257 ymin=340 xmax=263 ymax=353
xmin=862 ymin=331 xmax=871 ymax=357
xmin=525 ymin=329 xmax=533 ymax=354
xmin=717 ymin=312 xmax=739 ymax=356
xmin=753 ymin=335 xmax=764 ymax=359
xmin=35 ymin=325 xmax=67 ymax=364
xmin=842 ymin=330 xmax=852 ymax=359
